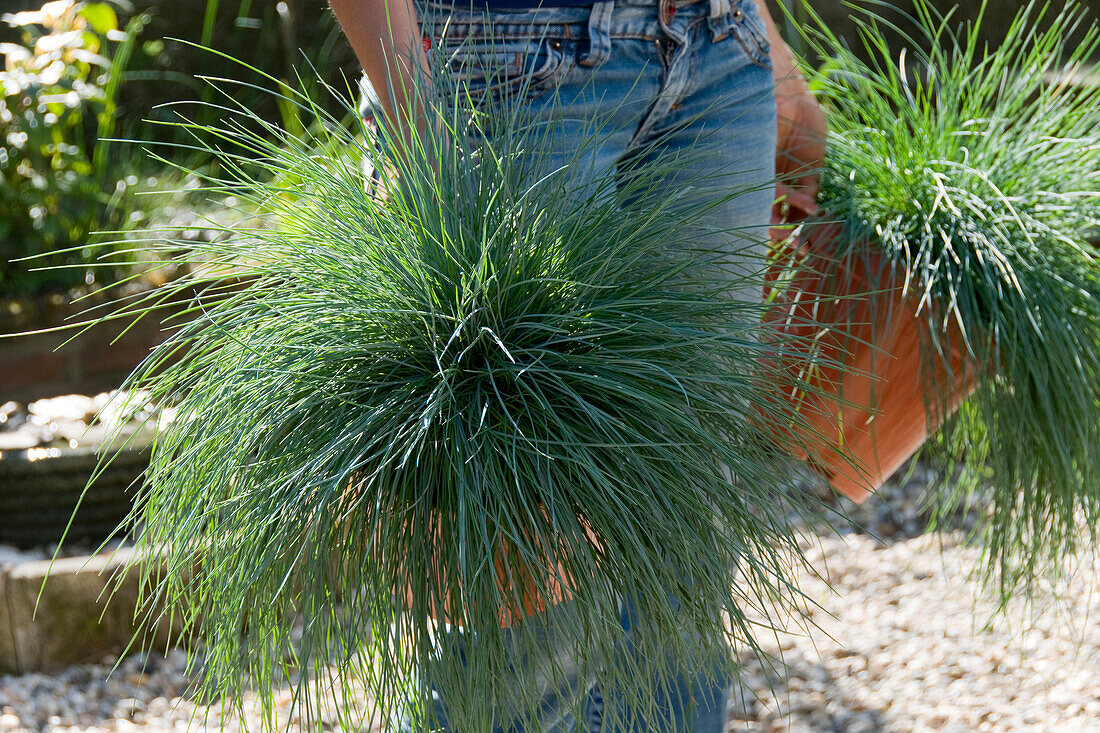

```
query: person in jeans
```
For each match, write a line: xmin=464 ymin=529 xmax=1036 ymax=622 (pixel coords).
xmin=328 ymin=0 xmax=825 ymax=729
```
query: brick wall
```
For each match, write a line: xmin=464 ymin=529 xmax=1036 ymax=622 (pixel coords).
xmin=0 ymin=299 xmax=184 ymax=404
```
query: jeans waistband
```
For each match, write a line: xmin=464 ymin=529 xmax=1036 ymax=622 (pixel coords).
xmin=423 ymin=0 xmax=763 ymax=63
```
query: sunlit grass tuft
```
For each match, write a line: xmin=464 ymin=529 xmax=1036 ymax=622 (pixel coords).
xmin=801 ymin=0 xmax=1100 ymax=598
xmin=96 ymin=54 xmax=830 ymax=731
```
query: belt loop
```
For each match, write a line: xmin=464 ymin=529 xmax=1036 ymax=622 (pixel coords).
xmin=707 ymin=0 xmax=732 ymax=41
xmin=579 ymin=0 xmax=615 ymax=67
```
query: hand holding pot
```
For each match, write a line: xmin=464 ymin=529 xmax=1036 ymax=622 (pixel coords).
xmin=757 ymin=3 xmax=826 ymax=227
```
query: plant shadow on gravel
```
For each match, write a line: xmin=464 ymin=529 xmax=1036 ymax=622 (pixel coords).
xmin=794 ymin=456 xmax=988 ymax=547
xmin=731 ymin=644 xmax=889 ymax=733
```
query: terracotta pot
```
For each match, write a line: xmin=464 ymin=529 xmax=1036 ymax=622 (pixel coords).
xmin=765 ymin=217 xmax=978 ymax=503
xmin=423 ymin=542 xmax=571 ymax=629
xmin=394 ymin=514 xmax=593 ymax=629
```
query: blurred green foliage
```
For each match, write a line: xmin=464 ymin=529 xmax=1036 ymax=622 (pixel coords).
xmin=767 ymin=0 xmax=1100 ymax=64
xmin=129 ymin=0 xmax=360 ymax=153
xmin=0 ymin=0 xmax=145 ymax=298
xmin=0 ymin=0 xmax=360 ymax=301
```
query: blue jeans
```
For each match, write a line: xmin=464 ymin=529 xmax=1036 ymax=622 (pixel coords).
xmin=399 ymin=595 xmax=733 ymax=732
xmin=379 ymin=0 xmax=777 ymax=729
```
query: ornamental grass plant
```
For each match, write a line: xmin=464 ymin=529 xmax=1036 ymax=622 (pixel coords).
xmin=91 ymin=53 xmax=831 ymax=731
xmin=788 ymin=0 xmax=1100 ymax=597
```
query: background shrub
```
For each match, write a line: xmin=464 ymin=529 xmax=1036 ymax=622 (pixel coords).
xmin=767 ymin=1 xmax=1100 ymax=63
xmin=0 ymin=0 xmax=360 ymax=302
xmin=0 ymin=1 xmax=145 ymax=298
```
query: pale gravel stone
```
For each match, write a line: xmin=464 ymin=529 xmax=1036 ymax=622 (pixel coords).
xmin=2 ymin=468 xmax=1100 ymax=731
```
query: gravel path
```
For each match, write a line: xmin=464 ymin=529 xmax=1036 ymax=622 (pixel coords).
xmin=2 ymin=469 xmax=1099 ymax=732
xmin=731 ymin=532 xmax=1100 ymax=732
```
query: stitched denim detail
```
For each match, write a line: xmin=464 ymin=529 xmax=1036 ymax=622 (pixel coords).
xmin=729 ymin=0 xmax=771 ymax=68
xmin=578 ymin=0 xmax=615 ymax=65
xmin=438 ymin=33 xmax=579 ymax=105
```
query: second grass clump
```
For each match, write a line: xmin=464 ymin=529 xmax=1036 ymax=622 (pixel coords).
xmin=790 ymin=0 xmax=1100 ymax=595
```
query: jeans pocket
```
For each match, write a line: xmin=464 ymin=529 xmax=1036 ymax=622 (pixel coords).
xmin=730 ymin=1 xmax=772 ymax=69
xmin=439 ymin=34 xmax=576 ymax=105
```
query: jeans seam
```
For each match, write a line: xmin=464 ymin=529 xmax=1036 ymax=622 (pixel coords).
xmin=437 ymin=31 xmax=674 ymax=41
xmin=730 ymin=0 xmax=772 ymax=68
